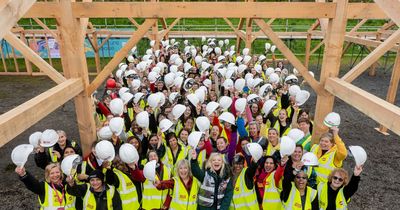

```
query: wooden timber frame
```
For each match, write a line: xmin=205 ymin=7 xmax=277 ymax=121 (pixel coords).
xmin=0 ymin=0 xmax=400 ymax=156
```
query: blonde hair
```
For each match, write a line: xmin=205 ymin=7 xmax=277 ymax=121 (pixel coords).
xmin=205 ymin=153 xmax=225 ymax=177
xmin=44 ymin=163 xmax=63 ymax=183
xmin=320 ymin=132 xmax=335 ymax=144
xmin=175 ymin=159 xmax=192 ymax=178
xmin=328 ymin=168 xmax=349 ymax=186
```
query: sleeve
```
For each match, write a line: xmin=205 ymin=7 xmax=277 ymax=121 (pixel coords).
xmin=220 ymin=178 xmax=234 ymax=209
xmin=244 ymin=162 xmax=258 ymax=190
xmin=237 ymin=117 xmax=248 ymax=137
xmin=333 ymin=135 xmax=348 ymax=167
xmin=97 ymin=102 xmax=111 ymax=117
xmin=227 ymin=126 xmax=238 ymax=164
xmin=280 ymin=166 xmax=294 ymax=202
xmin=130 ymin=168 xmax=146 ymax=182
xmin=343 ymin=175 xmax=361 ymax=200
xmin=66 ymin=183 xmax=88 ymax=198
xmin=34 ymin=151 xmax=50 ymax=170
xmin=105 ymin=169 xmax=120 ymax=188
xmin=112 ymin=190 xmax=123 ymax=210
xmin=204 ymin=139 xmax=213 ymax=158
xmin=156 ymin=179 xmax=175 ymax=190
xmin=141 ymin=135 xmax=149 ymax=158
xmin=280 ymin=92 xmax=290 ymax=109
xmin=190 ymin=159 xmax=205 ymax=182
xmin=274 ymin=164 xmax=285 ymax=185
xmin=311 ymin=191 xmax=319 ymax=210
xmin=148 ymin=113 xmax=158 ymax=134
xmin=19 ymin=171 xmax=45 ymax=196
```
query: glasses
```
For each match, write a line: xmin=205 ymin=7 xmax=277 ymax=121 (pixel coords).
xmin=333 ymin=176 xmax=344 ymax=182
xmin=295 ymin=176 xmax=307 ymax=180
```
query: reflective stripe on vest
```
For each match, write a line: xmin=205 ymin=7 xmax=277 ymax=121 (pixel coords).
xmin=113 ymin=169 xmax=139 ymax=210
xmin=299 ymin=134 xmax=312 ymax=152
xmin=169 ymin=177 xmax=198 ymax=210
xmin=317 ymin=182 xmax=348 ymax=210
xmin=39 ymin=183 xmax=66 ymax=210
xmin=266 ymin=142 xmax=280 ymax=156
xmin=142 ymin=165 xmax=170 ymax=210
xmin=127 ymin=107 xmax=134 ymax=123
xmin=162 ymin=146 xmax=188 ymax=175
xmin=262 ymin=171 xmax=282 ymax=210
xmin=311 ymin=145 xmax=338 ymax=184
xmin=229 ymin=168 xmax=258 ymax=210
xmin=48 ymin=148 xmax=58 ymax=163
xmin=83 ymin=184 xmax=114 ymax=210
xmin=283 ymin=182 xmax=317 ymax=210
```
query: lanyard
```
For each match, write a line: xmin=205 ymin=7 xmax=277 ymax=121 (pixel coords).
xmin=51 ymin=183 xmax=65 ymax=206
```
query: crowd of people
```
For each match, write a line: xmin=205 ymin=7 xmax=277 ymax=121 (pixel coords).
xmin=15 ymin=37 xmax=364 ymax=210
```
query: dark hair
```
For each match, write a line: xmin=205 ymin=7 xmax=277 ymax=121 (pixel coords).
xmin=297 ymin=117 xmax=310 ymax=125
xmin=165 ymin=132 xmax=177 ymax=147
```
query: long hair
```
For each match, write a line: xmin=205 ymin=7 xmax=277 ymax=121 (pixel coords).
xmin=205 ymin=152 xmax=226 ymax=178
xmin=175 ymin=159 xmax=192 ymax=179
xmin=44 ymin=163 xmax=63 ymax=183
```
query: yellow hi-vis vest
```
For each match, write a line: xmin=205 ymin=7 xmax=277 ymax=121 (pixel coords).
xmin=317 ymin=182 xmax=349 ymax=210
xmin=113 ymin=169 xmax=139 ymax=210
xmin=261 ymin=171 xmax=282 ymax=210
xmin=39 ymin=183 xmax=76 ymax=210
xmin=142 ymin=165 xmax=171 ymax=210
xmin=229 ymin=168 xmax=258 ymax=210
xmin=188 ymin=149 xmax=207 ymax=169
xmin=311 ymin=145 xmax=340 ymax=184
xmin=127 ymin=107 xmax=134 ymax=123
xmin=82 ymin=184 xmax=115 ymax=210
xmin=48 ymin=148 xmax=59 ymax=163
xmin=169 ymin=177 xmax=199 ymax=210
xmin=273 ymin=120 xmax=291 ymax=137
xmin=162 ymin=146 xmax=188 ymax=175
xmin=283 ymin=182 xmax=317 ymax=210
xmin=266 ymin=141 xmax=280 ymax=156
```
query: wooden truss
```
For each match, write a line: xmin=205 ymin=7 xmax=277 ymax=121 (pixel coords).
xmin=1 ymin=0 xmax=400 ymax=155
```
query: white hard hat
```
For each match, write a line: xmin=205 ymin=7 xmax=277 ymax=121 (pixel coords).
xmin=118 ymin=87 xmax=129 ymax=98
xmin=172 ymin=104 xmax=186 ymax=120
xmin=309 ymin=71 xmax=315 ymax=78
xmin=217 ymin=55 xmax=225 ymax=62
xmin=324 ymin=112 xmax=341 ymax=128
xmin=159 ymin=119 xmax=173 ymax=133
xmin=116 ymin=70 xmax=124 ymax=79
xmin=265 ymin=67 xmax=274 ymax=76
xmin=11 ymin=144 xmax=34 ymax=167
xmin=175 ymin=58 xmax=183 ymax=66
xmin=259 ymin=55 xmax=266 ymax=63
xmin=98 ymin=126 xmax=113 ymax=140
xmin=95 ymin=140 xmax=115 ymax=161
xmin=143 ymin=160 xmax=157 ymax=181
xmin=195 ymin=89 xmax=206 ymax=104
xmin=29 ymin=132 xmax=42 ymax=148
xmin=184 ymin=78 xmax=195 ymax=91
xmin=184 ymin=39 xmax=189 ymax=46
xmin=201 ymin=62 xmax=211 ymax=72
xmin=280 ymin=136 xmax=296 ymax=157
xmin=188 ymin=131 xmax=203 ymax=148
xmin=289 ymin=85 xmax=301 ymax=97
xmin=246 ymin=78 xmax=254 ymax=89
xmin=154 ymin=50 xmax=161 ymax=58
xmin=119 ymin=143 xmax=139 ymax=164
xmin=262 ymin=99 xmax=277 ymax=116
xmin=169 ymin=65 xmax=178 ymax=74
xmin=147 ymin=93 xmax=161 ymax=109
xmin=269 ymin=73 xmax=280 ymax=84
xmin=133 ymin=92 xmax=144 ymax=104
xmin=293 ymin=68 xmax=299 ymax=75
xmin=349 ymin=146 xmax=367 ymax=166
xmin=235 ymin=98 xmax=247 ymax=114
xmin=187 ymin=93 xmax=199 ymax=106
xmin=121 ymin=92 xmax=133 ymax=105
xmin=120 ymin=64 xmax=128 ymax=71
xmin=287 ymin=128 xmax=305 ymax=143
xmin=301 ymin=152 xmax=319 ymax=166
xmin=219 ymin=112 xmax=236 ymax=125
xmin=259 ymin=84 xmax=273 ymax=97
xmin=152 ymin=66 xmax=161 ymax=75
xmin=243 ymin=55 xmax=252 ymax=64
xmin=226 ymin=67 xmax=237 ymax=80
xmin=236 ymin=56 xmax=243 ymax=64
xmin=174 ymin=76 xmax=184 ymax=89
xmin=169 ymin=92 xmax=181 ymax=104
xmin=61 ymin=154 xmax=82 ymax=176
xmin=223 ymin=79 xmax=234 ymax=89
xmin=295 ymin=90 xmax=310 ymax=106
xmin=148 ymin=71 xmax=160 ymax=84
xmin=203 ymin=79 xmax=212 ymax=88
xmin=125 ymin=69 xmax=136 ymax=77
xmin=235 ymin=78 xmax=246 ymax=91
xmin=196 ymin=116 xmax=211 ymax=132
xmin=110 ymin=98 xmax=124 ymax=116
xmin=214 ymin=62 xmax=223 ymax=72
xmin=206 ymin=101 xmax=220 ymax=116
xmin=265 ymin=43 xmax=271 ymax=50
xmin=127 ymin=55 xmax=135 ymax=63
xmin=254 ymin=64 xmax=262 ymax=73
xmin=109 ymin=117 xmax=124 ymax=136
xmin=170 ymin=38 xmax=176 ymax=45
xmin=131 ymin=79 xmax=141 ymax=91
xmin=219 ymin=96 xmax=233 ymax=110
xmin=247 ymin=94 xmax=261 ymax=104
xmin=270 ymin=45 xmax=277 ymax=53
xmin=184 ymin=63 xmax=193 ymax=73
xmin=242 ymin=48 xmax=250 ymax=56
xmin=195 ymin=55 xmax=203 ymax=64
xmin=218 ymin=40 xmax=224 ymax=48
xmin=252 ymin=78 xmax=263 ymax=88
xmin=215 ymin=47 xmax=222 ymax=55
xmin=285 ymin=74 xmax=298 ymax=84
xmin=245 ymin=143 xmax=263 ymax=162
xmin=223 ymin=39 xmax=229 ymax=46
xmin=201 ymin=36 xmax=206 ymax=42
xmin=156 ymin=92 xmax=166 ymax=107
xmin=136 ymin=111 xmax=149 ymax=128
xmin=245 ymin=72 xmax=254 ymax=81
xmin=40 ymin=129 xmax=59 ymax=147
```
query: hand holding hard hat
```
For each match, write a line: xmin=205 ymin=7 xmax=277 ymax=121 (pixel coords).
xmin=109 ymin=117 xmax=124 ymax=136
xmin=234 ymin=98 xmax=247 ymax=114
xmin=61 ymin=154 xmax=82 ymax=176
xmin=301 ymin=152 xmax=319 ymax=166
xmin=188 ymin=131 xmax=203 ymax=148
xmin=110 ymin=98 xmax=124 ymax=116
xmin=295 ymin=90 xmax=310 ymax=106
xmin=349 ymin=146 xmax=367 ymax=166
xmin=29 ymin=131 xmax=42 ymax=148
xmin=95 ymin=140 xmax=115 ymax=162
xmin=143 ymin=160 xmax=157 ymax=182
xmin=172 ymin=104 xmax=186 ymax=120
xmin=324 ymin=112 xmax=341 ymax=128
xmin=280 ymin=136 xmax=296 ymax=157
xmin=218 ymin=112 xmax=236 ymax=125
xmin=136 ymin=111 xmax=149 ymax=128
xmin=245 ymin=143 xmax=263 ymax=162
xmin=11 ymin=144 xmax=34 ymax=167
xmin=119 ymin=143 xmax=139 ymax=164
xmin=196 ymin=117 xmax=211 ymax=133
xmin=159 ymin=119 xmax=173 ymax=133
xmin=40 ymin=129 xmax=59 ymax=147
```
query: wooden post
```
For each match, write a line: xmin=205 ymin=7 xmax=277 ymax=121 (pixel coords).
xmin=20 ymin=32 xmax=33 ymax=75
xmin=368 ymin=33 xmax=381 ymax=76
xmin=245 ymin=18 xmax=253 ymax=50
xmin=0 ymin=41 xmax=8 ymax=72
xmin=44 ymin=33 xmax=53 ymax=67
xmin=92 ymin=32 xmax=101 ymax=74
xmin=236 ymin=18 xmax=244 ymax=54
xmin=305 ymin=33 xmax=312 ymax=68
xmin=312 ymin=0 xmax=348 ymax=145
xmin=11 ymin=45 xmax=19 ymax=72
xmin=376 ymin=49 xmax=400 ymax=135
xmin=57 ymin=0 xmax=96 ymax=157
xmin=152 ymin=20 xmax=159 ymax=50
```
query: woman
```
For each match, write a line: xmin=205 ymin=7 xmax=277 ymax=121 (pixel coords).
xmin=209 ymin=125 xmax=221 ymax=150
xmin=265 ymin=128 xmax=280 ymax=159
xmin=162 ymin=133 xmax=188 ymax=173
xmin=178 ymin=129 xmax=190 ymax=147
xmin=317 ymin=165 xmax=363 ymax=210
xmin=155 ymin=159 xmax=199 ymax=210
xmin=15 ymin=163 xmax=77 ymax=210
xmin=310 ymin=127 xmax=347 ymax=184
xmin=256 ymin=156 xmax=284 ymax=210
xmin=284 ymin=145 xmax=317 ymax=189
xmin=272 ymin=109 xmax=291 ymax=137
xmin=191 ymin=152 xmax=233 ymax=210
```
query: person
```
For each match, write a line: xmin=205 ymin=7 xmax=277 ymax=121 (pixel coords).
xmin=281 ymin=163 xmax=319 ymax=210
xmin=162 ymin=132 xmax=188 ymax=173
xmin=284 ymin=145 xmax=317 ymax=189
xmin=229 ymin=154 xmax=258 ymax=209
xmin=191 ymin=152 xmax=233 ymax=210
xmin=15 ymin=163 xmax=77 ymax=210
xmin=295 ymin=117 xmax=312 ymax=152
xmin=310 ymin=127 xmax=347 ymax=184
xmin=317 ymin=165 xmax=363 ymax=210
xmin=66 ymin=169 xmax=122 ymax=210
xmin=155 ymin=159 xmax=199 ymax=210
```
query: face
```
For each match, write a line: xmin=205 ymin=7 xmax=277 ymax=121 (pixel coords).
xmin=264 ymin=158 xmax=275 ymax=173
xmin=58 ymin=133 xmax=67 ymax=146
xmin=178 ymin=164 xmax=189 ymax=179
xmin=49 ymin=167 xmax=62 ymax=184
xmin=319 ymin=137 xmax=333 ymax=151
xmin=255 ymin=115 xmax=263 ymax=125
xmin=197 ymin=139 xmax=205 ymax=149
xmin=179 ymin=130 xmax=189 ymax=142
xmin=233 ymin=162 xmax=244 ymax=175
xmin=216 ymin=138 xmax=227 ymax=151
xmin=300 ymin=111 xmax=309 ymax=119
xmin=211 ymin=126 xmax=220 ymax=138
xmin=148 ymin=151 xmax=159 ymax=162
xmin=90 ymin=178 xmax=103 ymax=192
xmin=184 ymin=107 xmax=191 ymax=117
xmin=268 ymin=130 xmax=278 ymax=144
xmin=63 ymin=148 xmax=76 ymax=157
xmin=249 ymin=124 xmax=258 ymax=137
xmin=240 ymin=140 xmax=249 ymax=149
xmin=149 ymin=136 xmax=159 ymax=147
xmin=129 ymin=138 xmax=140 ymax=149
xmin=168 ymin=137 xmax=178 ymax=149
xmin=184 ymin=119 xmax=194 ymax=130
xmin=278 ymin=110 xmax=287 ymax=121
xmin=331 ymin=172 xmax=345 ymax=189
xmin=298 ymin=122 xmax=310 ymax=134
xmin=157 ymin=82 xmax=164 ymax=90
xmin=211 ymin=155 xmax=223 ymax=171
xmin=291 ymin=146 xmax=303 ymax=162
xmin=251 ymin=104 xmax=259 ymax=114
xmin=294 ymin=171 xmax=308 ymax=190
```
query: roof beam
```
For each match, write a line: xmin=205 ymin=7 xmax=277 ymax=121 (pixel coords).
xmin=0 ymin=0 xmax=36 ymax=40
xmin=373 ymin=0 xmax=400 ymax=26
xmin=344 ymin=35 xmax=400 ymax=52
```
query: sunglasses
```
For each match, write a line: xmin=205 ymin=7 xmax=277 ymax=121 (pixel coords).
xmin=295 ymin=176 xmax=307 ymax=180
xmin=333 ymin=176 xmax=344 ymax=182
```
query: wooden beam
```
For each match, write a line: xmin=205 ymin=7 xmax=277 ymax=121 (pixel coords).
xmin=305 ymin=33 xmax=312 ymax=68
xmin=158 ymin=18 xmax=181 ymax=39
xmin=326 ymin=77 xmax=400 ymax=135
xmin=0 ymin=0 xmax=36 ymax=40
xmin=88 ymin=19 xmax=156 ymax=95
xmin=128 ymin=17 xmax=140 ymax=28
xmin=0 ymin=79 xmax=83 ymax=148
xmin=374 ymin=0 xmax=400 ymax=27
xmin=342 ymin=29 xmax=400 ymax=82
xmin=349 ymin=18 xmax=368 ymax=35
xmin=378 ymin=21 xmax=396 ymax=33
xmin=223 ymin=18 xmax=246 ymax=41
xmin=20 ymin=32 xmax=32 ymax=75
xmin=347 ymin=3 xmax=388 ymax=19
xmin=310 ymin=40 xmax=325 ymax=55
xmin=98 ymin=34 xmax=112 ymax=50
xmin=307 ymin=20 xmax=321 ymax=33
xmin=312 ymin=0 xmax=348 ymax=145
xmin=0 ymin=44 xmax=8 ymax=72
xmin=32 ymin=17 xmax=59 ymax=41
xmin=4 ymin=32 xmax=66 ymax=84
xmin=245 ymin=18 xmax=253 ymax=49
xmin=316 ymin=0 xmax=329 ymax=35
xmin=254 ymin=19 xmax=323 ymax=94
xmin=344 ymin=35 xmax=400 ymax=52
